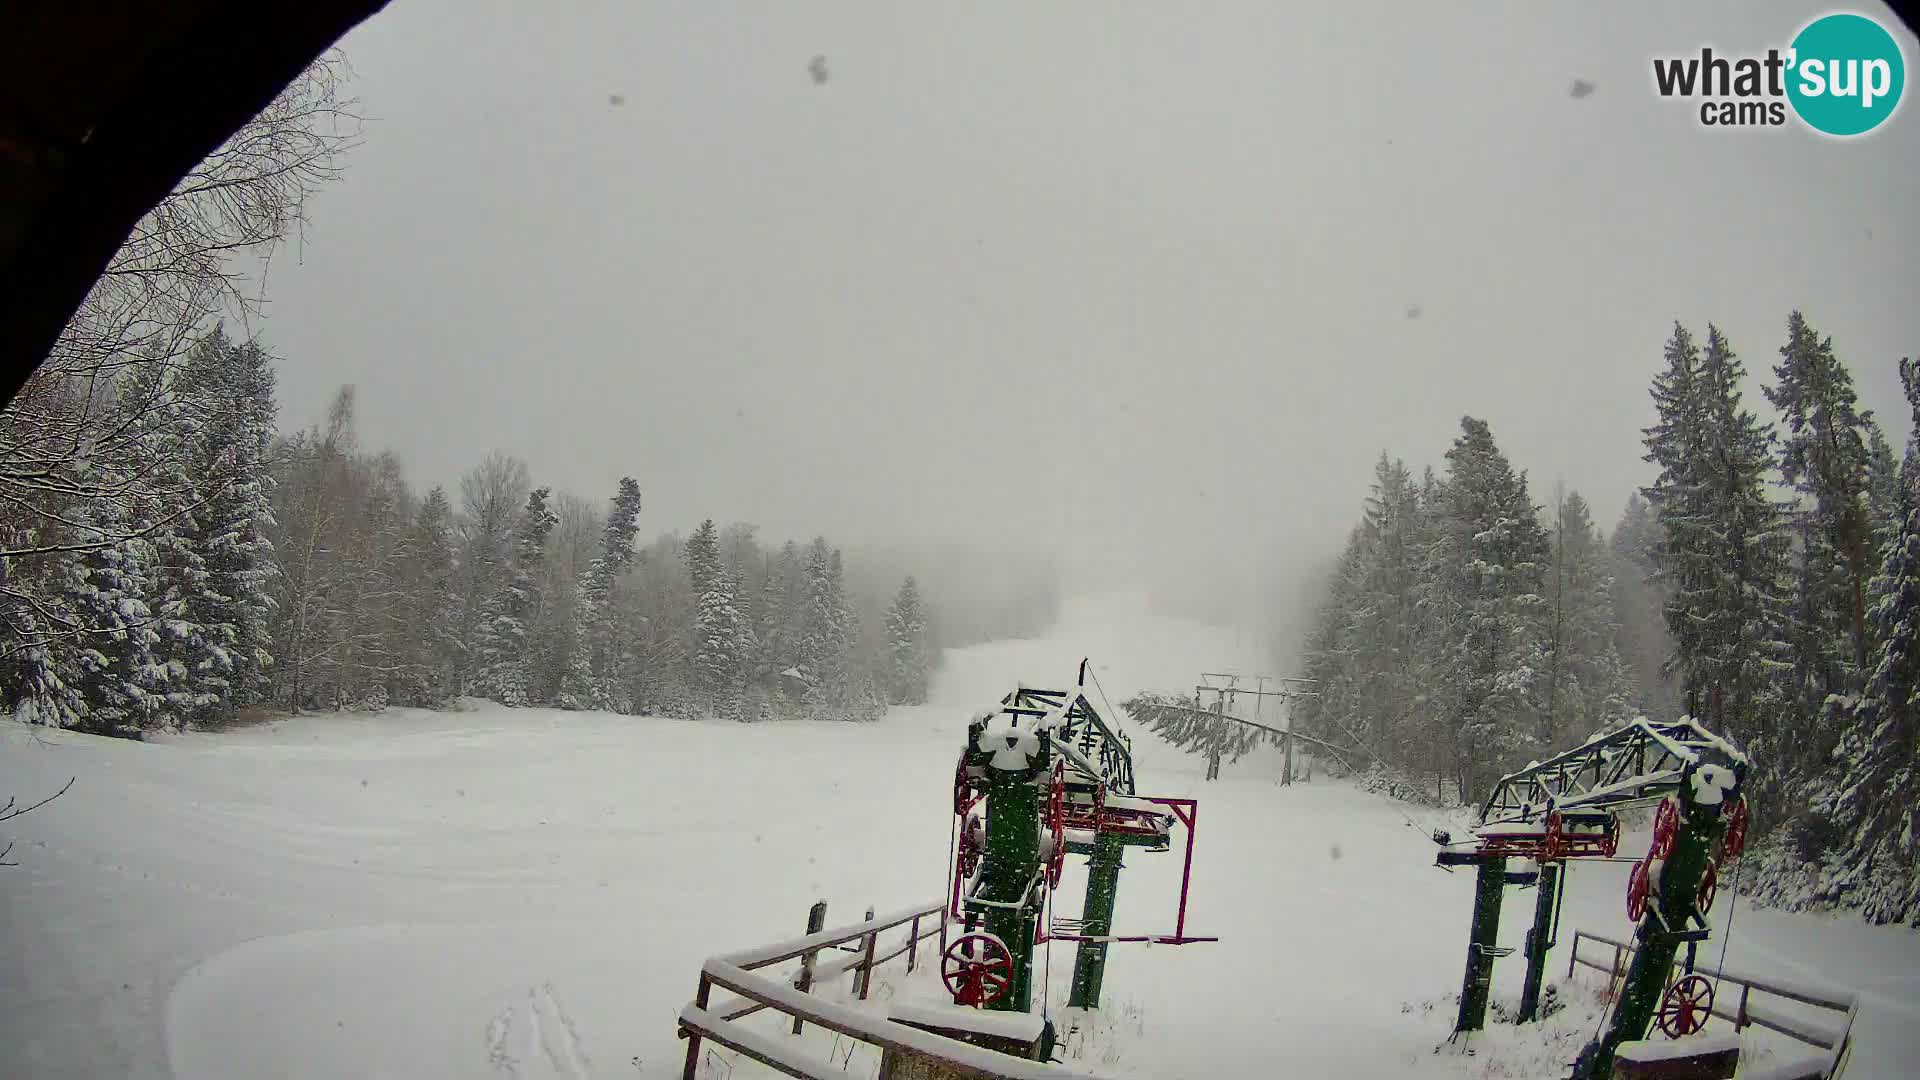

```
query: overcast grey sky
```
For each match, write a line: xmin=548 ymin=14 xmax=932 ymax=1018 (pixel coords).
xmin=252 ymin=1 xmax=1920 ymax=633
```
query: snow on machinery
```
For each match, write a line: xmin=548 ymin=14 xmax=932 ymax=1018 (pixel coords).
xmin=1433 ymin=717 xmax=1751 ymax=1078
xmin=943 ymin=659 xmax=1215 ymax=1048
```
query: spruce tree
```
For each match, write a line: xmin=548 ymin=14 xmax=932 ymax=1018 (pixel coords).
xmin=1544 ymin=490 xmax=1633 ymax=741
xmin=6 ymin=626 xmax=87 ymax=729
xmin=406 ymin=487 xmax=461 ymax=703
xmin=452 ymin=454 xmax=530 ymax=696
xmin=884 ymin=575 xmax=931 ymax=704
xmin=125 ymin=361 xmax=214 ymax=725
xmin=1298 ymin=527 xmax=1371 ymax=766
xmin=1610 ymin=493 xmax=1683 ymax=721
xmin=1701 ymin=326 xmax=1795 ymax=764
xmin=1768 ymin=311 xmax=1875 ymax=677
xmin=66 ymin=493 xmax=160 ymax=737
xmin=794 ymin=538 xmax=859 ymax=716
xmin=1426 ymin=417 xmax=1551 ymax=800
xmin=755 ymin=551 xmax=788 ymax=682
xmin=474 ymin=487 xmax=557 ymax=704
xmin=559 ymin=478 xmax=641 ymax=711
xmin=1646 ymin=325 xmax=1792 ymax=800
xmin=686 ymin=518 xmax=747 ymax=704
xmin=1809 ymin=358 xmax=1920 ymax=921
xmin=1354 ymin=454 xmax=1425 ymax=759
xmin=1642 ymin=323 xmax=1715 ymax=710
xmin=1867 ymin=422 xmax=1901 ymax=556
xmin=179 ymin=331 xmax=279 ymax=718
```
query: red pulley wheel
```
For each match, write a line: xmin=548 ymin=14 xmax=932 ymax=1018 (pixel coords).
xmin=1602 ymin=814 xmax=1621 ymax=858
xmin=1696 ymin=860 xmax=1718 ymax=914
xmin=1650 ymin=798 xmax=1679 ymax=860
xmin=1542 ymin=811 xmax=1563 ymax=861
xmin=954 ymin=754 xmax=973 ymax=816
xmin=1627 ymin=859 xmax=1652 ymax=923
xmin=1656 ymin=974 xmax=1715 ymax=1038
xmin=957 ymin=814 xmax=982 ymax=878
xmin=1045 ymin=761 xmax=1067 ymax=887
xmin=941 ymin=932 xmax=1014 ymax=1007
xmin=1720 ymin=796 xmax=1750 ymax=859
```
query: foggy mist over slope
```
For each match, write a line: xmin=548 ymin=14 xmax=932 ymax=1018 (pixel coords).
xmin=247 ymin=1 xmax=1919 ymax=666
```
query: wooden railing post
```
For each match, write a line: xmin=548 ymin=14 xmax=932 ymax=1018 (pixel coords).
xmin=792 ymin=899 xmax=828 ymax=1036
xmin=858 ymin=906 xmax=878 ymax=1000
xmin=682 ymin=972 xmax=712 ymax=1080
xmin=907 ymin=914 xmax=922 ymax=972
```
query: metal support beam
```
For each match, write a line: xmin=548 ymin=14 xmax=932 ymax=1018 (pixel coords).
xmin=982 ymin=764 xmax=1042 ymax=1013
xmin=1479 ymin=718 xmax=1743 ymax=826
xmin=1454 ymin=854 xmax=1508 ymax=1035
xmin=1518 ymin=862 xmax=1559 ymax=1023
xmin=1067 ymin=832 xmax=1124 ymax=1009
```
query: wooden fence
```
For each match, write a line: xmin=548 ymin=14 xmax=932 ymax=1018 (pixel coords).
xmin=1568 ymin=929 xmax=1858 ymax=1079
xmin=678 ymin=899 xmax=1118 ymax=1080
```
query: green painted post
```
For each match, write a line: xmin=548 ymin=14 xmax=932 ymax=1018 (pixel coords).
xmin=1517 ymin=862 xmax=1559 ymax=1023
xmin=1067 ymin=831 xmax=1125 ymax=1008
xmin=981 ymin=750 xmax=1043 ymax=1013
xmin=1578 ymin=762 xmax=1742 ymax=1080
xmin=1453 ymin=854 xmax=1507 ymax=1035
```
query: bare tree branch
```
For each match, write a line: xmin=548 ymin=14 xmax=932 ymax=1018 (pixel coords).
xmin=0 ymin=776 xmax=75 ymax=824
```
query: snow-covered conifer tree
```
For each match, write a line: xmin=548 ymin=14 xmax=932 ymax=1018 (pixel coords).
xmin=474 ymin=487 xmax=557 ymax=704
xmin=884 ymin=576 xmax=931 ymax=705
xmin=558 ymin=478 xmax=641 ymax=711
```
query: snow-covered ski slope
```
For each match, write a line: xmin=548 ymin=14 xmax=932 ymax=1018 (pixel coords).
xmin=1 ymin=591 xmax=1915 ymax=1079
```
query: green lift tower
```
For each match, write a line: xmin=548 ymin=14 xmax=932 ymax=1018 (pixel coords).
xmin=941 ymin=662 xmax=1216 ymax=1046
xmin=1429 ymin=718 xmax=1750 ymax=1080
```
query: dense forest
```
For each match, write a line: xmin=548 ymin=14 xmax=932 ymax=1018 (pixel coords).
xmin=1292 ymin=313 xmax=1920 ymax=925
xmin=0 ymin=58 xmax=1069 ymax=737
xmin=0 ymin=325 xmax=974 ymax=731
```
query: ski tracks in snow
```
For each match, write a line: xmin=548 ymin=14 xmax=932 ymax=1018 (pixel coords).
xmin=486 ymin=983 xmax=592 ymax=1078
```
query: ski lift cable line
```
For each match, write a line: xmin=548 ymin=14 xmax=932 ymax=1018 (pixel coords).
xmin=1084 ymin=664 xmax=1124 ymax=734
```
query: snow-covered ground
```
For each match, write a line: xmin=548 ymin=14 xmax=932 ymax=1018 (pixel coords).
xmin=1 ymin=591 xmax=1914 ymax=1079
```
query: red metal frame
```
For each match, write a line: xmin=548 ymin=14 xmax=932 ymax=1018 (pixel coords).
xmin=946 ymin=782 xmax=1217 ymax=945
xmin=1474 ymin=811 xmax=1621 ymax=861
xmin=1038 ymin=795 xmax=1217 ymax=946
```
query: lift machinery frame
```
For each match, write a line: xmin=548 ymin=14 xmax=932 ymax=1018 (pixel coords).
xmin=1434 ymin=718 xmax=1750 ymax=1080
xmin=944 ymin=660 xmax=1216 ymax=1034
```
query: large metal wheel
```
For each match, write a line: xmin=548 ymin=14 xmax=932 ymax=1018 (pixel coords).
xmin=941 ymin=932 xmax=1013 ymax=1007
xmin=1696 ymin=860 xmax=1718 ymax=915
xmin=1627 ymin=858 xmax=1652 ymax=923
xmin=1542 ymin=811 xmax=1563 ymax=860
xmin=954 ymin=753 xmax=974 ymax=816
xmin=1656 ymin=974 xmax=1714 ymax=1038
xmin=957 ymin=813 xmax=983 ymax=878
xmin=1720 ymin=796 xmax=1749 ymax=859
xmin=1650 ymin=798 xmax=1679 ymax=860
xmin=1044 ymin=760 xmax=1067 ymax=887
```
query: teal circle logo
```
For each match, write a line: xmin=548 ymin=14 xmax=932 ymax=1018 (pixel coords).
xmin=1786 ymin=13 xmax=1906 ymax=136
